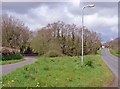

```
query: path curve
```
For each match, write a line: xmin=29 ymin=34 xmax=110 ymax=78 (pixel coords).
xmin=0 ymin=57 xmax=37 ymax=76
xmin=101 ymin=48 xmax=119 ymax=87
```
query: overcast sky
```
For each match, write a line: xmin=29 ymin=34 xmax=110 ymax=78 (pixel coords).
xmin=2 ymin=2 xmax=118 ymax=42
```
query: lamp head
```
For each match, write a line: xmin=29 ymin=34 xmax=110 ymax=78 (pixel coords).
xmin=87 ymin=4 xmax=95 ymax=8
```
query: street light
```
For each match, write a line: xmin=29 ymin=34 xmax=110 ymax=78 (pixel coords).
xmin=81 ymin=4 xmax=95 ymax=65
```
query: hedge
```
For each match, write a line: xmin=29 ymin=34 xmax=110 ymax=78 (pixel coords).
xmin=0 ymin=47 xmax=22 ymax=61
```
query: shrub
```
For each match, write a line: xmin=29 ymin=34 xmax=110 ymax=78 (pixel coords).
xmin=2 ymin=53 xmax=22 ymax=61
xmin=44 ymin=50 xmax=63 ymax=57
xmin=1 ymin=47 xmax=22 ymax=61
xmin=85 ymin=60 xmax=94 ymax=68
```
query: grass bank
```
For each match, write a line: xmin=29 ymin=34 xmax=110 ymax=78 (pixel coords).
xmin=110 ymin=49 xmax=120 ymax=58
xmin=0 ymin=59 xmax=25 ymax=65
xmin=2 ymin=55 xmax=113 ymax=87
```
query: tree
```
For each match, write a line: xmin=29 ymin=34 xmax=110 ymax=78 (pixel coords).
xmin=31 ymin=21 xmax=101 ymax=56
xmin=2 ymin=14 xmax=31 ymax=53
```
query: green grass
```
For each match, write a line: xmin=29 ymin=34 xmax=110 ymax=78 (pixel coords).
xmin=97 ymin=49 xmax=102 ymax=55
xmin=0 ymin=59 xmax=25 ymax=65
xmin=110 ymin=49 xmax=120 ymax=58
xmin=2 ymin=55 xmax=113 ymax=87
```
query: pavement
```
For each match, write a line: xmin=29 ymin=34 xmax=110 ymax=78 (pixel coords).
xmin=0 ymin=57 xmax=37 ymax=76
xmin=101 ymin=48 xmax=119 ymax=87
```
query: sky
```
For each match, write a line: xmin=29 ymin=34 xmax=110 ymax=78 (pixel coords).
xmin=2 ymin=1 xmax=118 ymax=43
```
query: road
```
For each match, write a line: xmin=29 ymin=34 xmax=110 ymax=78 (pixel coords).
xmin=0 ymin=57 xmax=37 ymax=76
xmin=101 ymin=48 xmax=119 ymax=87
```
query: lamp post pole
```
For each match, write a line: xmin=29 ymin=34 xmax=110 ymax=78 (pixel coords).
xmin=81 ymin=4 xmax=95 ymax=65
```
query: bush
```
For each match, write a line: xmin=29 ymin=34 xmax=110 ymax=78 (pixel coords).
xmin=85 ymin=60 xmax=94 ymax=68
xmin=1 ymin=47 xmax=22 ymax=61
xmin=44 ymin=50 xmax=63 ymax=57
xmin=2 ymin=53 xmax=22 ymax=61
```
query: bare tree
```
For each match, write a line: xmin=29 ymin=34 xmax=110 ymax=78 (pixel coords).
xmin=31 ymin=21 xmax=101 ymax=56
xmin=2 ymin=14 xmax=31 ymax=53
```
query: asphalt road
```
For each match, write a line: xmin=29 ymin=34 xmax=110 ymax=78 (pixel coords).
xmin=0 ymin=57 xmax=37 ymax=76
xmin=101 ymin=48 xmax=119 ymax=87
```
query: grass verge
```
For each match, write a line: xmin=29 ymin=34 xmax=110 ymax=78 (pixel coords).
xmin=2 ymin=55 xmax=113 ymax=87
xmin=0 ymin=59 xmax=25 ymax=65
xmin=97 ymin=49 xmax=102 ymax=55
xmin=110 ymin=49 xmax=120 ymax=58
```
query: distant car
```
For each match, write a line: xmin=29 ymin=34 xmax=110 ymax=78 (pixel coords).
xmin=102 ymin=46 xmax=105 ymax=48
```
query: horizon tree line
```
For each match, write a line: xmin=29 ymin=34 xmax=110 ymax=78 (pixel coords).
xmin=1 ymin=14 xmax=102 ymax=56
xmin=31 ymin=21 xmax=101 ymax=56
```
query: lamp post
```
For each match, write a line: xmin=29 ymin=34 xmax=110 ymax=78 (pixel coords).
xmin=81 ymin=4 xmax=95 ymax=65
